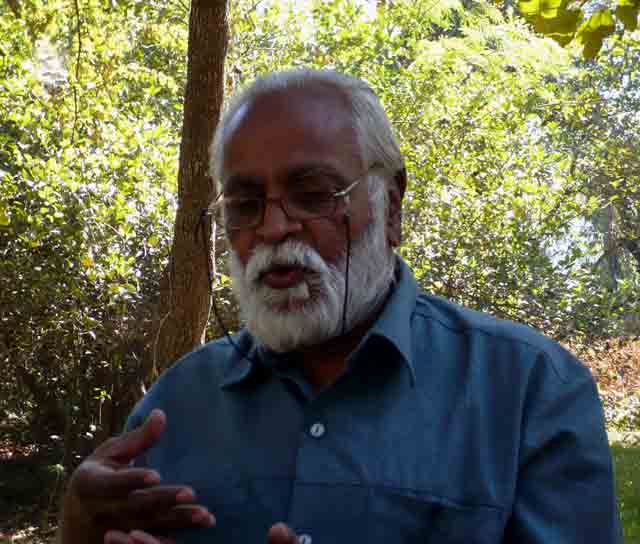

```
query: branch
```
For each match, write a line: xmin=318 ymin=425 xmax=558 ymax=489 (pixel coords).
xmin=71 ymin=0 xmax=83 ymax=144
xmin=5 ymin=0 xmax=20 ymax=17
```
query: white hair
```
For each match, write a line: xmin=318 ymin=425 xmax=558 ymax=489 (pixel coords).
xmin=209 ymin=68 xmax=404 ymax=191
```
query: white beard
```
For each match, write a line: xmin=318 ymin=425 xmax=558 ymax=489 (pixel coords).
xmin=228 ymin=185 xmax=396 ymax=353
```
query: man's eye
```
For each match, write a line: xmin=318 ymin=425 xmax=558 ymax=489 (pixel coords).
xmin=293 ymin=190 xmax=332 ymax=201
xmin=227 ymin=198 xmax=261 ymax=215
xmin=289 ymin=190 xmax=334 ymax=208
xmin=294 ymin=173 xmax=340 ymax=192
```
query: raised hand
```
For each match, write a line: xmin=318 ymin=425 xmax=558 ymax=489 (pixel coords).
xmin=59 ymin=409 xmax=215 ymax=544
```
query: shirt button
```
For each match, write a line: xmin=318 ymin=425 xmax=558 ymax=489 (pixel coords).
xmin=309 ymin=422 xmax=325 ymax=438
xmin=299 ymin=534 xmax=312 ymax=544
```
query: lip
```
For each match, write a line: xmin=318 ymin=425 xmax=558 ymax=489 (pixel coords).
xmin=260 ymin=265 xmax=309 ymax=289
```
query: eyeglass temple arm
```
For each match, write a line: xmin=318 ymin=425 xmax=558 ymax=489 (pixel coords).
xmin=334 ymin=162 xmax=385 ymax=198
xmin=333 ymin=178 xmax=361 ymax=198
xmin=205 ymin=191 xmax=224 ymax=215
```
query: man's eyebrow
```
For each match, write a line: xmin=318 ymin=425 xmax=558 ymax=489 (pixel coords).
xmin=223 ymin=174 xmax=264 ymax=194
xmin=223 ymin=163 xmax=347 ymax=193
xmin=286 ymin=163 xmax=345 ymax=182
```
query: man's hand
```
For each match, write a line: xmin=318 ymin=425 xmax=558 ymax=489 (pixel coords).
xmin=266 ymin=523 xmax=299 ymax=544
xmin=60 ymin=409 xmax=215 ymax=544
xmin=102 ymin=522 xmax=299 ymax=544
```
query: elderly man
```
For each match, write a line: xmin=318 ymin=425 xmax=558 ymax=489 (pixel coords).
xmin=60 ymin=69 xmax=621 ymax=544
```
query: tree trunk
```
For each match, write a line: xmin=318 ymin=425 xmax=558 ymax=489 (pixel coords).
xmin=148 ymin=0 xmax=228 ymax=378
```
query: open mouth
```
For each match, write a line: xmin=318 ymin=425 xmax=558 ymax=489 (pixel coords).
xmin=259 ymin=264 xmax=312 ymax=289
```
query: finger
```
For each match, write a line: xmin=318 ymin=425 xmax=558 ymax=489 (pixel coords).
xmin=144 ymin=505 xmax=216 ymax=530
xmin=90 ymin=485 xmax=200 ymax=523
xmin=267 ymin=522 xmax=299 ymax=544
xmin=75 ymin=462 xmax=161 ymax=500
xmin=100 ymin=504 xmax=215 ymax=533
xmin=129 ymin=530 xmax=176 ymax=544
xmin=104 ymin=409 xmax=167 ymax=464
xmin=126 ymin=486 xmax=198 ymax=516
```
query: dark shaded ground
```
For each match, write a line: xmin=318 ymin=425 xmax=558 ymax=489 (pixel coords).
xmin=0 ymin=439 xmax=61 ymax=543
xmin=570 ymin=337 xmax=640 ymax=430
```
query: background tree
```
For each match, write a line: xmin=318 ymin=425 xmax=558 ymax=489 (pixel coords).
xmin=0 ymin=0 xmax=227 ymax=470
xmin=149 ymin=0 xmax=228 ymax=377
xmin=551 ymin=34 xmax=640 ymax=333
xmin=1 ymin=0 xmax=182 ymax=463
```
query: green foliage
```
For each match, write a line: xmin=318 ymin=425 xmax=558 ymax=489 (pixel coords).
xmin=547 ymin=35 xmax=640 ymax=334
xmin=576 ymin=10 xmax=616 ymax=59
xmin=617 ymin=0 xmax=640 ymax=31
xmin=517 ymin=0 xmax=640 ymax=59
xmin=226 ymin=0 xmax=638 ymax=342
xmin=611 ymin=444 xmax=640 ymax=540
xmin=0 ymin=0 xmax=185 ymax=454
xmin=518 ymin=0 xmax=581 ymax=46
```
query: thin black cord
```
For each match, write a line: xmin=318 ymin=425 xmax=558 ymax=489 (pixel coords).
xmin=198 ymin=209 xmax=214 ymax=289
xmin=342 ymin=213 xmax=351 ymax=335
xmin=211 ymin=279 xmax=253 ymax=361
xmin=198 ymin=209 xmax=256 ymax=362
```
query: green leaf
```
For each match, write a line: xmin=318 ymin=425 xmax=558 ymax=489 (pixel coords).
xmin=576 ymin=10 xmax=616 ymax=59
xmin=518 ymin=0 xmax=581 ymax=46
xmin=616 ymin=0 xmax=640 ymax=31
xmin=0 ymin=207 xmax=10 ymax=226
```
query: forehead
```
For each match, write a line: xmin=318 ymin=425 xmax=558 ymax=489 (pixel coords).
xmin=222 ymin=85 xmax=362 ymax=185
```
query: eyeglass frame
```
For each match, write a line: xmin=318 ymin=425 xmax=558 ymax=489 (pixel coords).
xmin=209 ymin=163 xmax=383 ymax=231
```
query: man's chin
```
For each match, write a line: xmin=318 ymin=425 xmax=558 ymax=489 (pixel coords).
xmin=252 ymin=278 xmax=315 ymax=312
xmin=259 ymin=293 xmax=313 ymax=313
xmin=246 ymin=300 xmax=335 ymax=353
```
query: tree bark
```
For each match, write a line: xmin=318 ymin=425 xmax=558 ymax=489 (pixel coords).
xmin=148 ymin=0 xmax=228 ymax=377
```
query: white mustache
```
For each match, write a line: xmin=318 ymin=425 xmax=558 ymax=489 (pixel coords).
xmin=245 ymin=240 xmax=332 ymax=285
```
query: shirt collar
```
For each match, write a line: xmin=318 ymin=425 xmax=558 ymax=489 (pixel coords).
xmin=220 ymin=330 xmax=261 ymax=388
xmin=220 ymin=256 xmax=418 ymax=389
xmin=364 ymin=256 xmax=417 ymax=385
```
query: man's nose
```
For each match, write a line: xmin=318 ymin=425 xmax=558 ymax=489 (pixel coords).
xmin=255 ymin=199 xmax=302 ymax=243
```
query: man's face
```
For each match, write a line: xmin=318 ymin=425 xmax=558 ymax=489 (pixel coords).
xmin=222 ymin=85 xmax=371 ymax=270
xmin=221 ymin=86 xmax=398 ymax=351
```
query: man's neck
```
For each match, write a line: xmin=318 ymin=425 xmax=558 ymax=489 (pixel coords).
xmin=295 ymin=297 xmax=388 ymax=392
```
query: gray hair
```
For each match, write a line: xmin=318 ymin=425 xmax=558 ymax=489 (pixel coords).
xmin=209 ymin=68 xmax=404 ymax=196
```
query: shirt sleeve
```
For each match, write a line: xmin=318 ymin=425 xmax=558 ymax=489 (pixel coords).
xmin=504 ymin=350 xmax=623 ymax=543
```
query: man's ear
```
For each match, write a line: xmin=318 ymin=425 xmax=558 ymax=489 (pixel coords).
xmin=386 ymin=167 xmax=406 ymax=248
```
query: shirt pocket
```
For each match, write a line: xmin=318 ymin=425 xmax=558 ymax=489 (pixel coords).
xmin=368 ymin=487 xmax=508 ymax=544
xmin=160 ymin=481 xmax=262 ymax=544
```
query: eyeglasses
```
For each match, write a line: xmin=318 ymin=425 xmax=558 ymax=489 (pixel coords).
xmin=211 ymin=166 xmax=380 ymax=231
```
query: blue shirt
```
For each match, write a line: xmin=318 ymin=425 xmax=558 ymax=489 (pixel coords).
xmin=128 ymin=258 xmax=621 ymax=543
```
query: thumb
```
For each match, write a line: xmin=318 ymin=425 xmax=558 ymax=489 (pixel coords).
xmin=105 ymin=409 xmax=166 ymax=463
xmin=267 ymin=523 xmax=298 ymax=544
